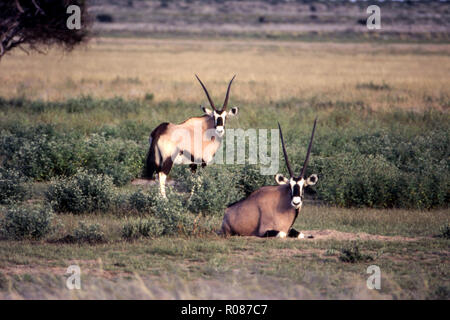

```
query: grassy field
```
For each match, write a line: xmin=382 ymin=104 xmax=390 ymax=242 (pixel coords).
xmin=1 ymin=38 xmax=449 ymax=110
xmin=0 ymin=38 xmax=449 ymax=299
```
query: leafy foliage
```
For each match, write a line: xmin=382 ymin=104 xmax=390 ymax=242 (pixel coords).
xmin=46 ymin=170 xmax=115 ymax=214
xmin=0 ymin=168 xmax=29 ymax=204
xmin=72 ymin=222 xmax=106 ymax=244
xmin=0 ymin=204 xmax=54 ymax=240
xmin=176 ymin=166 xmax=245 ymax=216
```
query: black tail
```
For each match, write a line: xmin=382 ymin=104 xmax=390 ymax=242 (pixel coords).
xmin=142 ymin=144 xmax=157 ymax=179
xmin=142 ymin=123 xmax=169 ymax=179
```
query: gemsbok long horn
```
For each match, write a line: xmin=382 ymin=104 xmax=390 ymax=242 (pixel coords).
xmin=278 ymin=122 xmax=294 ymax=178
xmin=222 ymin=75 xmax=236 ymax=110
xmin=299 ymin=117 xmax=318 ymax=179
xmin=195 ymin=74 xmax=217 ymax=111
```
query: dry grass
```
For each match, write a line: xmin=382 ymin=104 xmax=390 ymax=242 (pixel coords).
xmin=1 ymin=37 xmax=449 ymax=111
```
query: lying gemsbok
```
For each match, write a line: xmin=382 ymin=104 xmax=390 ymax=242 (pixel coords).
xmin=220 ymin=119 xmax=318 ymax=238
xmin=144 ymin=75 xmax=238 ymax=197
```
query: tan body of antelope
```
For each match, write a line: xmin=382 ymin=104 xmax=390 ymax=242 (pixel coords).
xmin=144 ymin=75 xmax=238 ymax=197
xmin=221 ymin=119 xmax=318 ymax=239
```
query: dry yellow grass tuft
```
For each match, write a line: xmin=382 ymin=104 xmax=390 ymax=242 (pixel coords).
xmin=0 ymin=38 xmax=449 ymax=111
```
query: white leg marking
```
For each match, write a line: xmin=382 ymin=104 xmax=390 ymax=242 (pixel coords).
xmin=158 ymin=172 xmax=167 ymax=198
xmin=276 ymin=231 xmax=287 ymax=239
xmin=298 ymin=232 xmax=305 ymax=239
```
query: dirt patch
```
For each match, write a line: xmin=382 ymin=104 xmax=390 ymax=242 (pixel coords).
xmin=303 ymin=229 xmax=422 ymax=242
xmin=0 ymin=260 xmax=130 ymax=280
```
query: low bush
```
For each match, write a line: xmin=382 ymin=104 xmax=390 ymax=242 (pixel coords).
xmin=152 ymin=189 xmax=196 ymax=235
xmin=0 ymin=168 xmax=29 ymax=204
xmin=46 ymin=171 xmax=115 ymax=213
xmin=122 ymin=217 xmax=164 ymax=239
xmin=128 ymin=189 xmax=157 ymax=213
xmin=237 ymin=164 xmax=273 ymax=196
xmin=1 ymin=124 xmax=146 ymax=186
xmin=0 ymin=204 xmax=54 ymax=240
xmin=313 ymin=154 xmax=403 ymax=208
xmin=72 ymin=222 xmax=106 ymax=244
xmin=82 ymin=134 xmax=146 ymax=186
xmin=181 ymin=166 xmax=245 ymax=216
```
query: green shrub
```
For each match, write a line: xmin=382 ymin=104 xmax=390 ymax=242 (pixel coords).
xmin=181 ymin=166 xmax=244 ymax=216
xmin=122 ymin=217 xmax=163 ymax=239
xmin=128 ymin=189 xmax=157 ymax=213
xmin=99 ymin=120 xmax=151 ymax=142
xmin=1 ymin=125 xmax=146 ymax=186
xmin=0 ymin=204 xmax=54 ymax=240
xmin=81 ymin=134 xmax=146 ymax=186
xmin=313 ymin=154 xmax=402 ymax=208
xmin=1 ymin=128 xmax=83 ymax=180
xmin=237 ymin=164 xmax=273 ymax=196
xmin=0 ymin=168 xmax=29 ymax=204
xmin=46 ymin=171 xmax=115 ymax=213
xmin=72 ymin=222 xmax=106 ymax=244
xmin=152 ymin=189 xmax=196 ymax=235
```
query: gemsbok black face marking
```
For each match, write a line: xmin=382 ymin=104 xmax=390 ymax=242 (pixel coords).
xmin=196 ymin=74 xmax=237 ymax=137
xmin=220 ymin=118 xmax=318 ymax=239
xmin=143 ymin=75 xmax=239 ymax=197
xmin=275 ymin=119 xmax=318 ymax=210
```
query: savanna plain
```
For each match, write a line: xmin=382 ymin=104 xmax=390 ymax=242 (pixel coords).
xmin=0 ymin=37 xmax=448 ymax=299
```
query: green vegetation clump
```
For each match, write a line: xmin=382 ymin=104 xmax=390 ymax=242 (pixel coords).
xmin=127 ymin=189 xmax=157 ymax=213
xmin=46 ymin=170 xmax=115 ymax=214
xmin=122 ymin=217 xmax=164 ymax=239
xmin=152 ymin=190 xmax=198 ymax=235
xmin=0 ymin=123 xmax=146 ymax=185
xmin=437 ymin=224 xmax=450 ymax=239
xmin=0 ymin=168 xmax=29 ymax=204
xmin=180 ymin=166 xmax=245 ymax=216
xmin=339 ymin=245 xmax=374 ymax=263
xmin=72 ymin=222 xmax=106 ymax=244
xmin=0 ymin=204 xmax=54 ymax=240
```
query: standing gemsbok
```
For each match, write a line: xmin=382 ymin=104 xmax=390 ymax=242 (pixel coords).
xmin=143 ymin=75 xmax=238 ymax=197
xmin=220 ymin=119 xmax=318 ymax=238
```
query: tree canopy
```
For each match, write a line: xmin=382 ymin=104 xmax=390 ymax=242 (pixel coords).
xmin=0 ymin=0 xmax=90 ymax=60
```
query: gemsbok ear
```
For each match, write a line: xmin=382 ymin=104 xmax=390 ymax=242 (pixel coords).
xmin=275 ymin=174 xmax=289 ymax=185
xmin=228 ymin=107 xmax=238 ymax=117
xmin=201 ymin=105 xmax=213 ymax=115
xmin=304 ymin=174 xmax=318 ymax=186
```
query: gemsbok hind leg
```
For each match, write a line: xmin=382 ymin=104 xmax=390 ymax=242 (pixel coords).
xmin=262 ymin=230 xmax=287 ymax=238
xmin=158 ymin=157 xmax=174 ymax=199
xmin=288 ymin=228 xmax=314 ymax=239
